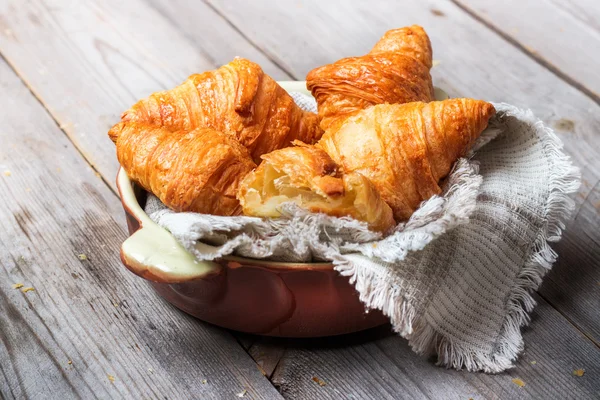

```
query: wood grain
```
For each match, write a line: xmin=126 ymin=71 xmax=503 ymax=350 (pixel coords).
xmin=0 ymin=58 xmax=281 ymax=400
xmin=206 ymin=0 xmax=600 ymax=342
xmin=268 ymin=296 xmax=600 ymax=400
xmin=0 ymin=0 xmax=283 ymax=193
xmin=454 ymin=0 xmax=600 ymax=101
xmin=540 ymin=183 xmax=600 ymax=345
xmin=548 ymin=0 xmax=600 ymax=32
xmin=144 ymin=0 xmax=291 ymax=79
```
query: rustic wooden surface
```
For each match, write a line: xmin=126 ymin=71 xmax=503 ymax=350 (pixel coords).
xmin=267 ymin=296 xmax=600 ymax=400
xmin=0 ymin=0 xmax=598 ymax=399
xmin=454 ymin=0 xmax=600 ymax=101
xmin=0 ymin=57 xmax=281 ymax=400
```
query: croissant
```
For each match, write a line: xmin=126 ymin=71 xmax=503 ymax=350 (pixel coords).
xmin=237 ymin=145 xmax=395 ymax=232
xmin=108 ymin=57 xmax=323 ymax=163
xmin=306 ymin=25 xmax=435 ymax=131
xmin=111 ymin=121 xmax=256 ymax=216
xmin=318 ymin=99 xmax=496 ymax=221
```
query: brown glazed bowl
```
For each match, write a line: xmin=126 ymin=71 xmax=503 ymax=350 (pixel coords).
xmin=116 ymin=168 xmax=387 ymax=337
xmin=116 ymin=82 xmax=447 ymax=337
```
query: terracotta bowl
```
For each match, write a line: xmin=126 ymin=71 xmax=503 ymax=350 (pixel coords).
xmin=116 ymin=168 xmax=388 ymax=337
xmin=116 ymin=81 xmax=448 ymax=337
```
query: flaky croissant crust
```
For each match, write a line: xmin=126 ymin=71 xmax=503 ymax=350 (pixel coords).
xmin=318 ymin=99 xmax=496 ymax=221
xmin=307 ymin=25 xmax=435 ymax=131
xmin=109 ymin=57 xmax=323 ymax=163
xmin=112 ymin=122 xmax=256 ymax=216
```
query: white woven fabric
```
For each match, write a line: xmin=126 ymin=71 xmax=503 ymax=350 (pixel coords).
xmin=145 ymin=94 xmax=580 ymax=372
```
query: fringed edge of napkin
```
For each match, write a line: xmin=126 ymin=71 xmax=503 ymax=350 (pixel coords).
xmin=332 ymin=154 xmax=484 ymax=334
xmin=407 ymin=104 xmax=581 ymax=373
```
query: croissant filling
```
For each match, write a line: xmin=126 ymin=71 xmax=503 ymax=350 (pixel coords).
xmin=244 ymin=165 xmax=354 ymax=218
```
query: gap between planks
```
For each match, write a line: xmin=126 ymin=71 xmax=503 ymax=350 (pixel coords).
xmin=537 ymin=291 xmax=600 ymax=349
xmin=0 ymin=52 xmax=119 ymax=198
xmin=450 ymin=0 xmax=600 ymax=106
xmin=0 ymin=0 xmax=297 ymax=199
xmin=197 ymin=0 xmax=298 ymax=79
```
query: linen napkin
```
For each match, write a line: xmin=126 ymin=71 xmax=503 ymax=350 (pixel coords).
xmin=145 ymin=94 xmax=580 ymax=372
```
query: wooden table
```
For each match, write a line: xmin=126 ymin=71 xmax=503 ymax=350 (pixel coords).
xmin=1 ymin=1 xmax=599 ymax=399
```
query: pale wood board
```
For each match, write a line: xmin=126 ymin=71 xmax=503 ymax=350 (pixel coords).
xmin=205 ymin=0 xmax=600 ymax=343
xmin=269 ymin=296 xmax=600 ymax=399
xmin=454 ymin=0 xmax=600 ymax=100
xmin=0 ymin=58 xmax=281 ymax=400
xmin=540 ymin=183 xmax=600 ymax=344
xmin=547 ymin=0 xmax=600 ymax=32
xmin=144 ymin=0 xmax=290 ymax=79
xmin=0 ymin=0 xmax=284 ymax=193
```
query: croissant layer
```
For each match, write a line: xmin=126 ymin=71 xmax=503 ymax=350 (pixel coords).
xmin=318 ymin=99 xmax=496 ymax=221
xmin=108 ymin=57 xmax=322 ymax=162
xmin=237 ymin=145 xmax=395 ymax=232
xmin=307 ymin=25 xmax=434 ymax=131
xmin=113 ymin=122 xmax=256 ymax=216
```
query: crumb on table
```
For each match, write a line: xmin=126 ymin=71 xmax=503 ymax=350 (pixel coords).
xmin=512 ymin=378 xmax=526 ymax=387
xmin=312 ymin=376 xmax=326 ymax=386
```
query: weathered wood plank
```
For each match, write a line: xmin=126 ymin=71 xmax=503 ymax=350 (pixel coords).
xmin=454 ymin=0 xmax=600 ymax=100
xmin=206 ymin=0 xmax=600 ymax=343
xmin=269 ymin=296 xmax=600 ymax=400
xmin=0 ymin=58 xmax=281 ymax=399
xmin=547 ymin=0 xmax=600 ymax=32
xmin=144 ymin=0 xmax=291 ymax=79
xmin=0 ymin=0 xmax=286 ymax=193
xmin=540 ymin=183 xmax=600 ymax=344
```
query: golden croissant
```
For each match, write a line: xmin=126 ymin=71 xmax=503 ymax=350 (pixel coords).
xmin=306 ymin=25 xmax=435 ymax=131
xmin=108 ymin=57 xmax=323 ymax=162
xmin=318 ymin=99 xmax=496 ymax=221
xmin=237 ymin=145 xmax=395 ymax=232
xmin=111 ymin=122 xmax=256 ymax=216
